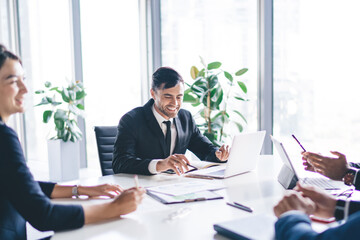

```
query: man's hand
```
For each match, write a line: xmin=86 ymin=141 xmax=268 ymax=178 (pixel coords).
xmin=156 ymin=154 xmax=190 ymax=175
xmin=215 ymin=145 xmax=230 ymax=161
xmin=302 ymin=153 xmax=315 ymax=172
xmin=273 ymin=190 xmax=316 ymax=218
xmin=294 ymin=183 xmax=337 ymax=219
xmin=302 ymin=151 xmax=349 ymax=180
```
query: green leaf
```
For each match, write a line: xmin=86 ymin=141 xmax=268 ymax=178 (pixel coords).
xmin=76 ymin=103 xmax=84 ymax=110
xmin=234 ymin=96 xmax=246 ymax=101
xmin=68 ymin=90 xmax=76 ymax=101
xmin=54 ymin=109 xmax=67 ymax=121
xmin=208 ymin=75 xmax=218 ymax=89
xmin=35 ymin=90 xmax=44 ymax=94
xmin=224 ymin=71 xmax=233 ymax=82
xmin=235 ymin=68 xmax=248 ymax=76
xmin=46 ymin=97 xmax=53 ymax=103
xmin=35 ymin=97 xmax=50 ymax=106
xmin=61 ymin=89 xmax=70 ymax=103
xmin=43 ymin=110 xmax=53 ymax=123
xmin=49 ymin=87 xmax=58 ymax=91
xmin=237 ymin=81 xmax=247 ymax=93
xmin=207 ymin=61 xmax=221 ymax=70
xmin=215 ymin=88 xmax=223 ymax=109
xmin=54 ymin=119 xmax=65 ymax=130
xmin=45 ymin=81 xmax=52 ymax=88
xmin=198 ymin=68 xmax=205 ymax=77
xmin=183 ymin=92 xmax=198 ymax=103
xmin=190 ymin=66 xmax=199 ymax=80
xmin=76 ymin=90 xmax=86 ymax=100
xmin=191 ymin=102 xmax=201 ymax=107
xmin=234 ymin=122 xmax=243 ymax=132
xmin=52 ymin=101 xmax=62 ymax=106
xmin=233 ymin=110 xmax=247 ymax=124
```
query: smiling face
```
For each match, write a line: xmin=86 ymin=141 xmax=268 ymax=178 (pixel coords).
xmin=151 ymin=83 xmax=184 ymax=120
xmin=0 ymin=59 xmax=27 ymax=122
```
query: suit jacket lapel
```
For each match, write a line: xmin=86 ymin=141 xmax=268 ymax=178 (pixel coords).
xmin=143 ymin=99 xmax=167 ymax=156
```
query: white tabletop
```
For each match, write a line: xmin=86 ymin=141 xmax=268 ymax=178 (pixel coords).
xmin=43 ymin=155 xmax=286 ymax=240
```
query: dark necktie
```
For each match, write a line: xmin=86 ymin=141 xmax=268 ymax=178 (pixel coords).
xmin=163 ymin=120 xmax=171 ymax=157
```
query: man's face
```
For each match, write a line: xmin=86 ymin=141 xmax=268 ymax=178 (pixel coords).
xmin=151 ymin=83 xmax=184 ymax=119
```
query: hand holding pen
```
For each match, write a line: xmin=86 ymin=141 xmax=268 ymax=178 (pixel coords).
xmin=292 ymin=134 xmax=314 ymax=172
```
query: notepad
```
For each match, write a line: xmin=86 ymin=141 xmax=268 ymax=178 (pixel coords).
xmin=147 ymin=190 xmax=223 ymax=204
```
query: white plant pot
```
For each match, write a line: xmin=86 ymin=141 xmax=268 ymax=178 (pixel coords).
xmin=47 ymin=139 xmax=80 ymax=182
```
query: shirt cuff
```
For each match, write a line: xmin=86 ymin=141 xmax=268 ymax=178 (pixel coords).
xmin=148 ymin=159 xmax=161 ymax=174
xmin=353 ymin=169 xmax=359 ymax=185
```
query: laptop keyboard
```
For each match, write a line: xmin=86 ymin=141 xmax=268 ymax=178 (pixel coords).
xmin=301 ymin=177 xmax=338 ymax=189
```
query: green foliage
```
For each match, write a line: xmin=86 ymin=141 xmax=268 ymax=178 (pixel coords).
xmin=35 ymin=80 xmax=86 ymax=143
xmin=184 ymin=57 xmax=249 ymax=146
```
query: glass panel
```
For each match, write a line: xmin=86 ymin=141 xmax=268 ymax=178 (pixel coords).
xmin=18 ymin=0 xmax=74 ymax=180
xmin=274 ymin=0 xmax=360 ymax=163
xmin=0 ymin=0 xmax=10 ymax=46
xmin=160 ymin=0 xmax=258 ymax=144
xmin=80 ymin=0 xmax=141 ymax=173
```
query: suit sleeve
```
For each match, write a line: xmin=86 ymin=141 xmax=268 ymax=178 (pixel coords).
xmin=348 ymin=162 xmax=360 ymax=190
xmin=0 ymin=126 xmax=84 ymax=232
xmin=335 ymin=199 xmax=360 ymax=220
xmin=186 ymin=113 xmax=222 ymax=163
xmin=275 ymin=211 xmax=360 ymax=240
xmin=38 ymin=181 xmax=56 ymax=198
xmin=112 ymin=113 xmax=153 ymax=175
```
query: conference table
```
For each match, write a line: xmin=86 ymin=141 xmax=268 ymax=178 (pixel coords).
xmin=45 ymin=155 xmax=286 ymax=240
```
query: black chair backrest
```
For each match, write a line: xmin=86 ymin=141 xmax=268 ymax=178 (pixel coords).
xmin=94 ymin=126 xmax=117 ymax=176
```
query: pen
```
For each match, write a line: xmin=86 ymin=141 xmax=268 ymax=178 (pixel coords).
xmin=227 ymin=202 xmax=253 ymax=213
xmin=134 ymin=175 xmax=139 ymax=188
xmin=187 ymin=163 xmax=197 ymax=170
xmin=292 ymin=134 xmax=306 ymax=152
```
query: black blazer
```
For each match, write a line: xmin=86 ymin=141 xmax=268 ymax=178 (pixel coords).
xmin=112 ymin=99 xmax=220 ymax=175
xmin=0 ymin=120 xmax=84 ymax=240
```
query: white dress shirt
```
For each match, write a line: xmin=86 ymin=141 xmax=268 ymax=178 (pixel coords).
xmin=148 ymin=105 xmax=177 ymax=174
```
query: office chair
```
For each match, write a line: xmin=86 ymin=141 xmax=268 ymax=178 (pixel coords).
xmin=94 ymin=126 xmax=117 ymax=176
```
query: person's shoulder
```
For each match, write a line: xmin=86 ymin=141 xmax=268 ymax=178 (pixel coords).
xmin=121 ymin=106 xmax=145 ymax=120
xmin=0 ymin=123 xmax=18 ymax=139
xmin=178 ymin=108 xmax=192 ymax=118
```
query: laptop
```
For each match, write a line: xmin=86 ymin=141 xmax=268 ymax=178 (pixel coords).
xmin=186 ymin=131 xmax=266 ymax=179
xmin=270 ymin=136 xmax=341 ymax=190
xmin=214 ymin=214 xmax=276 ymax=240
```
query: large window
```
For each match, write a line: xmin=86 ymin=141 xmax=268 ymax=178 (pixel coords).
xmin=274 ymin=0 xmax=360 ymax=162
xmin=80 ymin=0 xmax=142 ymax=174
xmin=0 ymin=0 xmax=10 ymax=46
xmin=160 ymin=0 xmax=258 ymax=142
xmin=18 ymin=0 xmax=74 ymax=180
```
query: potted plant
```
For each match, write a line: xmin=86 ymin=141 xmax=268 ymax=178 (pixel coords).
xmin=183 ymin=57 xmax=248 ymax=146
xmin=35 ymin=80 xmax=86 ymax=181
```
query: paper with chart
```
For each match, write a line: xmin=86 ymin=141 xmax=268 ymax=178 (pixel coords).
xmin=146 ymin=181 xmax=225 ymax=196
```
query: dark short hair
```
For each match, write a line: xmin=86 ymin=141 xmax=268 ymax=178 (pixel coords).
xmin=0 ymin=44 xmax=21 ymax=70
xmin=151 ymin=67 xmax=184 ymax=91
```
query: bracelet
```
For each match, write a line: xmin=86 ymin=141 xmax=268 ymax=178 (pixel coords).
xmin=72 ymin=185 xmax=79 ymax=198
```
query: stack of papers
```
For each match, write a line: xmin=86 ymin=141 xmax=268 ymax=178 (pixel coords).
xmin=146 ymin=181 xmax=225 ymax=204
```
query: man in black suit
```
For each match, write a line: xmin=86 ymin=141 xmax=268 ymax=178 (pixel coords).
xmin=112 ymin=67 xmax=229 ymax=175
